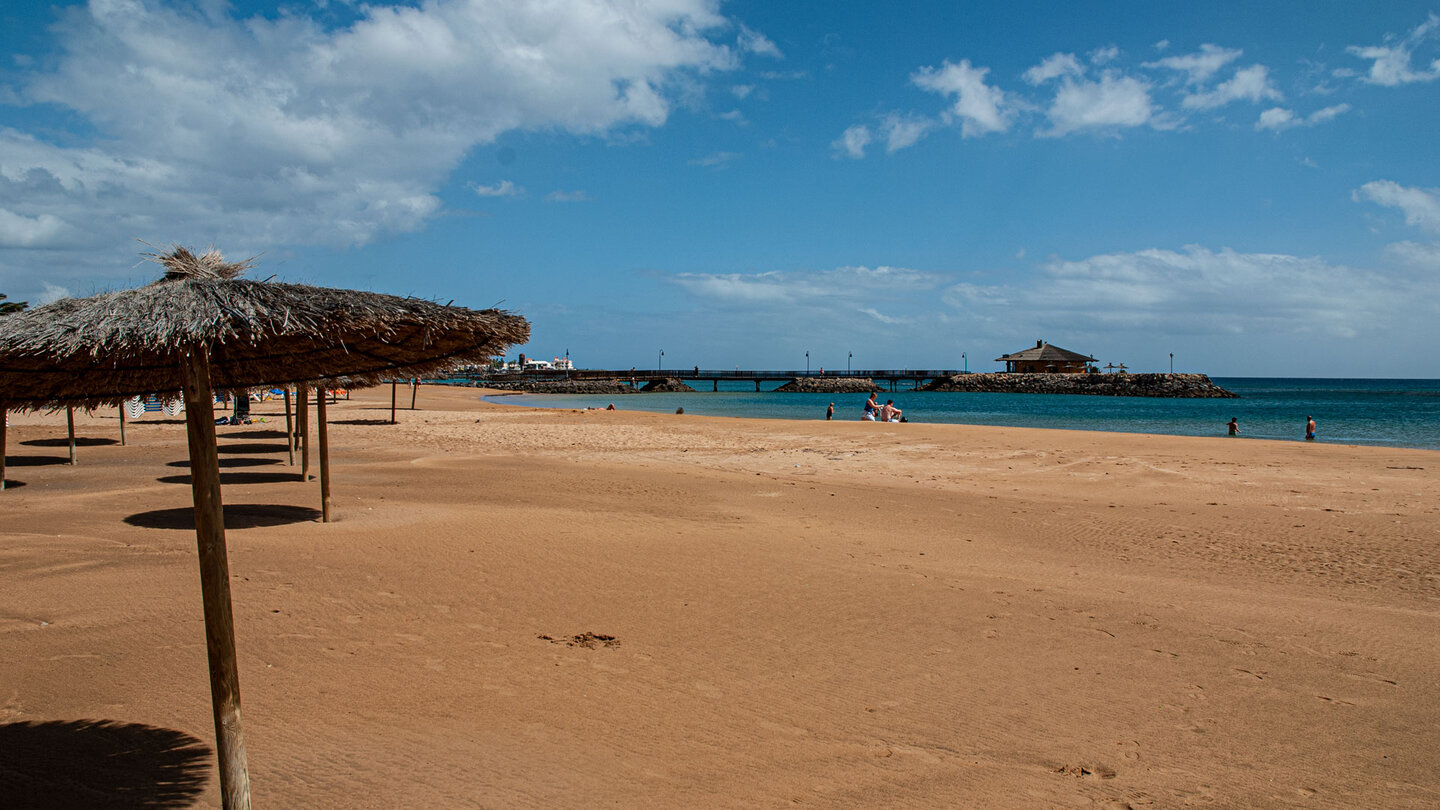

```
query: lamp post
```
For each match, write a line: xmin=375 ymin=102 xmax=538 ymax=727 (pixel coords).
xmin=565 ymin=348 xmax=570 ymax=379
xmin=962 ymin=352 xmax=967 ymax=374
xmin=805 ymin=351 xmax=810 ymax=376
xmin=658 ymin=349 xmax=663 ymax=371
xmin=848 ymin=352 xmax=852 ymax=374
xmin=1169 ymin=353 xmax=1174 ymax=374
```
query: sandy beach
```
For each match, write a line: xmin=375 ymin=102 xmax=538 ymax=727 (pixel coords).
xmin=2 ymin=384 xmax=1437 ymax=808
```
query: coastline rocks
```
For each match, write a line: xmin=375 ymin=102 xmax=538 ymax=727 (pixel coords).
xmin=483 ymin=378 xmax=639 ymax=394
xmin=922 ymin=372 xmax=1238 ymax=398
xmin=774 ymin=377 xmax=883 ymax=393
xmin=641 ymin=377 xmax=697 ymax=393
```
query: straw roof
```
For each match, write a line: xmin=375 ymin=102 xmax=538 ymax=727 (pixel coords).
xmin=994 ymin=341 xmax=1096 ymax=364
xmin=0 ymin=247 xmax=529 ymax=408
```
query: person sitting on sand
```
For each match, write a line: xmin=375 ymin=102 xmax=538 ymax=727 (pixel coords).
xmin=1227 ymin=417 xmax=1240 ymax=436
xmin=881 ymin=399 xmax=902 ymax=423
xmin=862 ymin=394 xmax=879 ymax=421
xmin=607 ymin=403 xmax=616 ymax=411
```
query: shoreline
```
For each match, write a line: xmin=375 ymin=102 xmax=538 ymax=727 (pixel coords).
xmin=477 ymin=383 xmax=1439 ymax=452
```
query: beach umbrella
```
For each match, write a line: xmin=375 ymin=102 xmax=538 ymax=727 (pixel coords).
xmin=0 ymin=247 xmax=528 ymax=809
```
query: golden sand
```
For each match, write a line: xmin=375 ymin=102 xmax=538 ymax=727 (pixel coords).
xmin=2 ymin=384 xmax=1437 ymax=807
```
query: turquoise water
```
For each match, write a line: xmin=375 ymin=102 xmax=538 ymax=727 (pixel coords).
xmin=488 ymin=378 xmax=1440 ymax=451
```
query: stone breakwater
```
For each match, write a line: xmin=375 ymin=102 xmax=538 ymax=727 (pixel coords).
xmin=641 ymin=377 xmax=697 ymax=392
xmin=481 ymin=378 xmax=639 ymax=394
xmin=922 ymin=373 xmax=1238 ymax=398
xmin=774 ymin=377 xmax=883 ymax=393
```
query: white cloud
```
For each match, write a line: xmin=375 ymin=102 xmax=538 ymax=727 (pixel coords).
xmin=1256 ymin=103 xmax=1350 ymax=131
xmin=881 ymin=113 xmax=935 ymax=152
xmin=0 ymin=208 xmax=71 ymax=248
xmin=858 ymin=307 xmax=905 ymax=324
xmin=1384 ymin=240 xmax=1440 ymax=269
xmin=672 ymin=264 xmax=947 ymax=306
xmin=942 ymin=245 xmax=1406 ymax=339
xmin=912 ymin=59 xmax=1012 ymax=137
xmin=1346 ymin=13 xmax=1440 ymax=86
xmin=1355 ymin=180 xmax=1440 ymax=234
xmin=1145 ymin=44 xmax=1242 ymax=85
xmin=1089 ymin=46 xmax=1120 ymax=66
xmin=833 ymin=124 xmax=872 ymax=158
xmin=1256 ymin=107 xmax=1298 ymax=130
xmin=730 ymin=84 xmax=754 ymax=99
xmin=471 ymin=180 xmax=521 ymax=197
xmin=545 ymin=189 xmax=590 ymax=203
xmin=1039 ymin=72 xmax=1155 ymax=137
xmin=738 ymin=25 xmax=782 ymax=59
xmin=1 ymin=0 xmax=749 ymax=288
xmin=37 ymin=282 xmax=70 ymax=305
xmin=1181 ymin=64 xmax=1281 ymax=110
xmin=1023 ymin=52 xmax=1085 ymax=85
xmin=1154 ymin=40 xmax=1171 ymax=52
xmin=689 ymin=151 xmax=741 ymax=167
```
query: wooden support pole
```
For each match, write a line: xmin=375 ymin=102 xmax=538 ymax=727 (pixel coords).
xmin=282 ymin=389 xmax=294 ymax=466
xmin=316 ymin=388 xmax=332 ymax=523
xmin=119 ymin=406 xmax=127 ymax=447
xmin=410 ymin=378 xmax=418 ymax=410
xmin=66 ymin=406 xmax=77 ymax=465
xmin=390 ymin=381 xmax=397 ymax=425
xmin=177 ymin=347 xmax=252 ymax=810
xmin=1 ymin=400 xmax=7 ymax=491
xmin=297 ymin=384 xmax=311 ymax=481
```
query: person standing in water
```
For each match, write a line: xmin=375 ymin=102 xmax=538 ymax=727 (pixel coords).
xmin=1305 ymin=415 xmax=1316 ymax=441
xmin=1227 ymin=417 xmax=1240 ymax=436
xmin=826 ymin=402 xmax=834 ymax=421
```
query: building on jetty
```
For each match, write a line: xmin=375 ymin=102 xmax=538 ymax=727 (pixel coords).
xmin=995 ymin=340 xmax=1096 ymax=374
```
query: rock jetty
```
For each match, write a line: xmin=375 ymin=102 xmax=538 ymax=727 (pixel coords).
xmin=774 ymin=377 xmax=883 ymax=393
xmin=641 ymin=377 xmax=697 ymax=392
xmin=922 ymin=372 xmax=1237 ymax=398
xmin=482 ymin=378 xmax=639 ymax=394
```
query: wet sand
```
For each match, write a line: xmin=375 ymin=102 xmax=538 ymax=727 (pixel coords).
xmin=2 ymin=384 xmax=1438 ymax=808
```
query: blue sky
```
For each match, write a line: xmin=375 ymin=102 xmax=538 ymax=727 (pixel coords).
xmin=2 ymin=1 xmax=1439 ymax=377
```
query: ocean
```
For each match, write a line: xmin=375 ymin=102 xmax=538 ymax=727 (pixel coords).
xmin=485 ymin=378 xmax=1440 ymax=451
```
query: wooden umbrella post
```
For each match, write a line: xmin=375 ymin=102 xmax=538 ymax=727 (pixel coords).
xmin=177 ymin=347 xmax=252 ymax=810
xmin=390 ymin=381 xmax=397 ymax=425
xmin=66 ymin=406 xmax=77 ymax=465
xmin=316 ymin=388 xmax=332 ymax=523
xmin=1 ymin=400 xmax=7 ymax=491
xmin=283 ymin=389 xmax=294 ymax=466
xmin=410 ymin=378 xmax=418 ymax=410
xmin=297 ymin=384 xmax=311 ymax=481
xmin=119 ymin=405 xmax=126 ymax=447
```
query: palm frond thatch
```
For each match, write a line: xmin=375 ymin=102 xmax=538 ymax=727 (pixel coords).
xmin=0 ymin=247 xmax=529 ymax=409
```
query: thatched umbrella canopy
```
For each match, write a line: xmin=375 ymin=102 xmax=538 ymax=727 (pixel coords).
xmin=0 ymin=248 xmax=526 ymax=405
xmin=0 ymin=247 xmax=529 ymax=810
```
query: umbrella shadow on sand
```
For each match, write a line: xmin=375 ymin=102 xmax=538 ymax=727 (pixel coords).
xmin=0 ymin=478 xmax=25 ymax=489
xmin=156 ymin=471 xmax=306 ymax=486
xmin=0 ymin=719 xmax=211 ymax=810
xmin=218 ymin=430 xmax=289 ymax=440
xmin=215 ymin=443 xmax=289 ymax=455
xmin=124 ymin=504 xmax=321 ymax=530
xmin=165 ymin=457 xmax=280 ymax=469
xmin=21 ymin=437 xmax=119 ymax=447
xmin=329 ymin=418 xmax=393 ymax=426
xmin=1 ymin=455 xmax=71 ymax=467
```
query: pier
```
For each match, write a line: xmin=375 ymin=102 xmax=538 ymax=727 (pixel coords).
xmin=456 ymin=368 xmax=965 ymax=392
